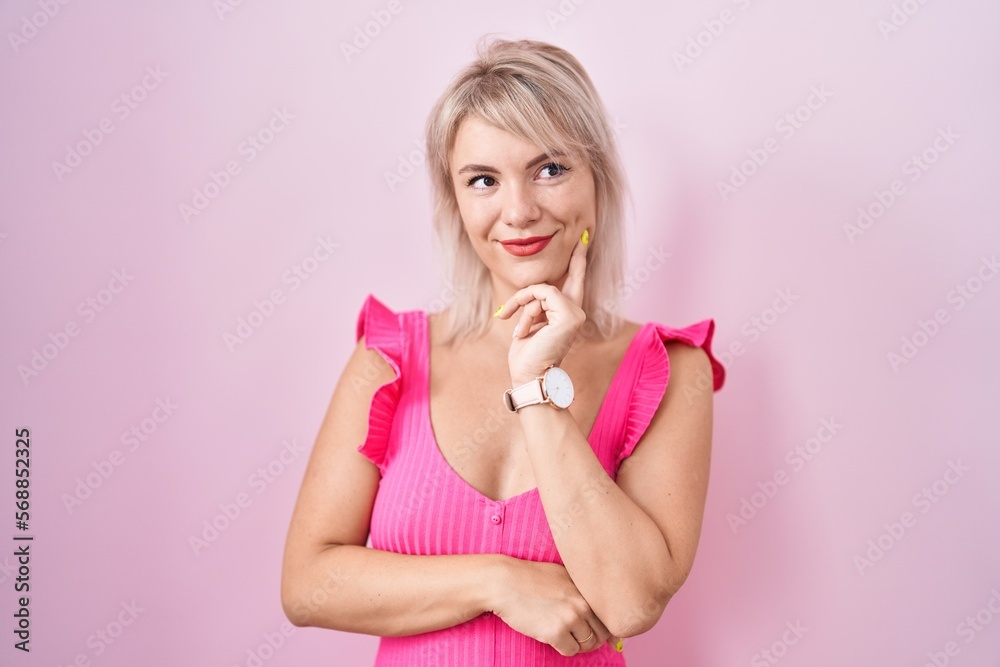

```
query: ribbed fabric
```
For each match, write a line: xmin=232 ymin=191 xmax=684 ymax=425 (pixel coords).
xmin=354 ymin=294 xmax=726 ymax=667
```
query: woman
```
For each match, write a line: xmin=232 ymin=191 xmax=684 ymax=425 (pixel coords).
xmin=281 ymin=37 xmax=725 ymax=665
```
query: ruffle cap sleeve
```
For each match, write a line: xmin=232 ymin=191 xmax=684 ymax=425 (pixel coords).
xmin=354 ymin=294 xmax=404 ymax=473
xmin=617 ymin=318 xmax=726 ymax=471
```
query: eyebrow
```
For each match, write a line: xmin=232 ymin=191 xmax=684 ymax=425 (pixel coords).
xmin=456 ymin=152 xmax=566 ymax=175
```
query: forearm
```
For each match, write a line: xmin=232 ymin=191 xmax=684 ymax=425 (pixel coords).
xmin=283 ymin=545 xmax=504 ymax=636
xmin=516 ymin=405 xmax=675 ymax=636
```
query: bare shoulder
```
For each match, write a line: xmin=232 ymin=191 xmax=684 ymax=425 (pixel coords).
xmin=662 ymin=339 xmax=713 ymax=402
xmin=662 ymin=337 xmax=712 ymax=367
xmin=426 ymin=310 xmax=445 ymax=345
xmin=352 ymin=334 xmax=398 ymax=387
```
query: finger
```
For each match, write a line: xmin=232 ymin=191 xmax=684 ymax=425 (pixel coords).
xmin=524 ymin=320 xmax=547 ymax=337
xmin=574 ymin=624 xmax=601 ymax=653
xmin=582 ymin=612 xmax=612 ymax=650
xmin=495 ymin=284 xmax=554 ymax=320
xmin=557 ymin=624 xmax=589 ymax=657
xmin=561 ymin=229 xmax=589 ymax=307
xmin=513 ymin=298 xmax=544 ymax=339
xmin=553 ymin=631 xmax=582 ymax=658
xmin=553 ymin=639 xmax=579 ymax=658
xmin=524 ymin=286 xmax=574 ymax=331
xmin=494 ymin=298 xmax=516 ymax=320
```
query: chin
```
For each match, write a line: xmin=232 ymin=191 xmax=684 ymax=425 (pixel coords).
xmin=502 ymin=263 xmax=562 ymax=288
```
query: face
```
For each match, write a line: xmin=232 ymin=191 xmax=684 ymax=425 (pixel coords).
xmin=449 ymin=115 xmax=596 ymax=294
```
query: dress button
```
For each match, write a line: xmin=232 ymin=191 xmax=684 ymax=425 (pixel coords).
xmin=483 ymin=611 xmax=492 ymax=617
xmin=491 ymin=514 xmax=501 ymax=524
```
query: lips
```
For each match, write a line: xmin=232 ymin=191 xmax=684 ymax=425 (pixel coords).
xmin=500 ymin=233 xmax=555 ymax=257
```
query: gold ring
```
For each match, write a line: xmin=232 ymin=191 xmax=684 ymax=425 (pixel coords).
xmin=577 ymin=630 xmax=595 ymax=645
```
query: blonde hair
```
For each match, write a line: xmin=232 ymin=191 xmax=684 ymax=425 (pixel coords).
xmin=425 ymin=36 xmax=630 ymax=346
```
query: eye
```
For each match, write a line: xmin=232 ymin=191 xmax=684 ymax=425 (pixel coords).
xmin=537 ymin=163 xmax=571 ymax=180
xmin=466 ymin=174 xmax=496 ymax=190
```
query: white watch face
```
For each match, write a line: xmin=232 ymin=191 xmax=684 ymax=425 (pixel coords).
xmin=544 ymin=366 xmax=574 ymax=409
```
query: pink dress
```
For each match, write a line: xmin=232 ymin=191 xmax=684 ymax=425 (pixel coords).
xmin=355 ymin=294 xmax=726 ymax=666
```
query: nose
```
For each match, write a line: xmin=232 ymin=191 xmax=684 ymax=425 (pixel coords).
xmin=500 ymin=182 xmax=541 ymax=228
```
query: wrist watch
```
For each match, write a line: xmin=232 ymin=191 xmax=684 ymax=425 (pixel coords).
xmin=503 ymin=365 xmax=575 ymax=413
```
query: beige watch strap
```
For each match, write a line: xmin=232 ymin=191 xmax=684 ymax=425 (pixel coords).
xmin=505 ymin=378 xmax=546 ymax=412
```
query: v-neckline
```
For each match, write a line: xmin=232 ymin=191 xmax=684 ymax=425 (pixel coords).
xmin=421 ymin=311 xmax=649 ymax=504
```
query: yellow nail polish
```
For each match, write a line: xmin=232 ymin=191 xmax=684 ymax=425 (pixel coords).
xmin=581 ymin=229 xmax=590 ymax=246
xmin=615 ymin=639 xmax=623 ymax=652
xmin=493 ymin=305 xmax=504 ymax=318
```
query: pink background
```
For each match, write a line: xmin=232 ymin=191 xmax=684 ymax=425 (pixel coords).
xmin=2 ymin=1 xmax=999 ymax=665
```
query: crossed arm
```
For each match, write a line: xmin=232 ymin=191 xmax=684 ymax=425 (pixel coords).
xmin=512 ymin=339 xmax=715 ymax=636
xmin=280 ymin=337 xmax=715 ymax=641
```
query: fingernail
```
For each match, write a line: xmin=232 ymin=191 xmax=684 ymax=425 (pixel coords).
xmin=493 ymin=305 xmax=504 ymax=318
xmin=512 ymin=324 xmax=520 ymax=339
xmin=615 ymin=639 xmax=623 ymax=652
xmin=581 ymin=229 xmax=590 ymax=246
